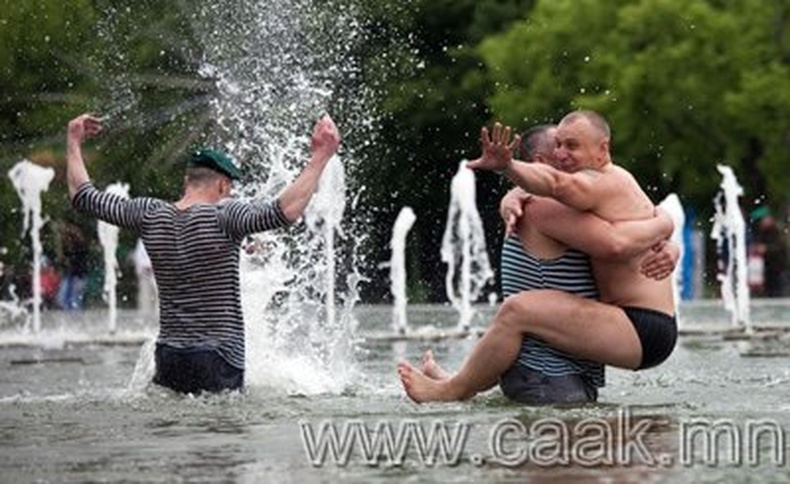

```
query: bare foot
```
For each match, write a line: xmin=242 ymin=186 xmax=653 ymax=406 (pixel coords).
xmin=397 ymin=360 xmax=462 ymax=403
xmin=421 ymin=349 xmax=450 ymax=380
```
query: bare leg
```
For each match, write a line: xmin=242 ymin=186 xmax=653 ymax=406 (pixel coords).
xmin=399 ymin=289 xmax=642 ymax=403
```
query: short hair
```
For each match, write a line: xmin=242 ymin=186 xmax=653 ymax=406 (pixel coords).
xmin=519 ymin=124 xmax=555 ymax=161
xmin=185 ymin=166 xmax=225 ymax=187
xmin=561 ymin=110 xmax=611 ymax=141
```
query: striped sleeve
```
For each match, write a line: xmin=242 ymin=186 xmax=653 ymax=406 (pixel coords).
xmin=71 ymin=182 xmax=154 ymax=232
xmin=218 ymin=198 xmax=291 ymax=239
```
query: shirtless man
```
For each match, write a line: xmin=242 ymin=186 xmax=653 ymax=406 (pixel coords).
xmin=399 ymin=110 xmax=677 ymax=402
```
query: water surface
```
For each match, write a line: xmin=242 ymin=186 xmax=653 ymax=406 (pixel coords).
xmin=2 ymin=302 xmax=790 ymax=482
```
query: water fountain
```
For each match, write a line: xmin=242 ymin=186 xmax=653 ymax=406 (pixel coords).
xmin=6 ymin=4 xmax=790 ymax=484
xmin=710 ymin=164 xmax=751 ymax=332
xmin=7 ymin=159 xmax=55 ymax=333
xmin=389 ymin=206 xmax=416 ymax=335
xmin=658 ymin=193 xmax=685 ymax=319
xmin=97 ymin=182 xmax=130 ymax=334
xmin=145 ymin=1 xmax=373 ymax=394
xmin=441 ymin=160 xmax=493 ymax=332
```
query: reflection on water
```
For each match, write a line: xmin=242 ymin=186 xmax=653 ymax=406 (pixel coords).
xmin=1 ymin=303 xmax=790 ymax=482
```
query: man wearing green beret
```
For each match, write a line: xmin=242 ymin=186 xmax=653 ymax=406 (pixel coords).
xmin=65 ymin=113 xmax=341 ymax=394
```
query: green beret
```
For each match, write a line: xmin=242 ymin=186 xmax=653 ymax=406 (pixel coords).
xmin=750 ymin=205 xmax=771 ymax=222
xmin=188 ymin=148 xmax=242 ymax=180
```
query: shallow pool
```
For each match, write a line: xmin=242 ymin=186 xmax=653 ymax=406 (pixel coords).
xmin=2 ymin=302 xmax=790 ymax=482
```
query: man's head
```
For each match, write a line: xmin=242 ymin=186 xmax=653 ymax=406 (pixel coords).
xmin=184 ymin=148 xmax=241 ymax=200
xmin=554 ymin=110 xmax=612 ymax=172
xmin=519 ymin=124 xmax=558 ymax=167
xmin=751 ymin=206 xmax=778 ymax=232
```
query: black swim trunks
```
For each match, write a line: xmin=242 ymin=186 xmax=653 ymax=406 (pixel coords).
xmin=153 ymin=343 xmax=244 ymax=394
xmin=623 ymin=306 xmax=677 ymax=370
xmin=500 ymin=364 xmax=598 ymax=405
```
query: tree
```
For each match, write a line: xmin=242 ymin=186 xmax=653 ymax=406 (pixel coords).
xmin=480 ymin=0 xmax=790 ymax=225
xmin=353 ymin=0 xmax=536 ymax=302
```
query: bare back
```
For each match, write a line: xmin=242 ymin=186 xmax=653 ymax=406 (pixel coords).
xmin=586 ymin=164 xmax=674 ymax=314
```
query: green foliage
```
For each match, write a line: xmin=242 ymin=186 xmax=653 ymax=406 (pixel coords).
xmin=352 ymin=0 xmax=535 ymax=301
xmin=480 ymin=0 xmax=790 ymax=217
xmin=1 ymin=0 xmax=788 ymax=304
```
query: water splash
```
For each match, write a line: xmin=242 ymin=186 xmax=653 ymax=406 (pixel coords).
xmin=389 ymin=207 xmax=416 ymax=335
xmin=7 ymin=160 xmax=55 ymax=333
xmin=92 ymin=0 xmax=371 ymax=395
xmin=97 ymin=183 xmax=130 ymax=334
xmin=711 ymin=165 xmax=751 ymax=331
xmin=441 ymin=161 xmax=493 ymax=332
xmin=658 ymin=193 xmax=685 ymax=323
xmin=243 ymin=157 xmax=359 ymax=394
xmin=190 ymin=2 xmax=368 ymax=395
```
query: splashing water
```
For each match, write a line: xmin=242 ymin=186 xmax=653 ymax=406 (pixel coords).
xmin=441 ymin=161 xmax=493 ymax=332
xmin=97 ymin=183 xmax=130 ymax=334
xmin=7 ymin=160 xmax=55 ymax=333
xmin=389 ymin=207 xmax=416 ymax=335
xmin=711 ymin=165 xmax=751 ymax=331
xmin=658 ymin=193 xmax=685 ymax=323
xmin=243 ymin=157 xmax=359 ymax=394
xmin=94 ymin=0 xmax=372 ymax=395
xmin=189 ymin=2 xmax=368 ymax=394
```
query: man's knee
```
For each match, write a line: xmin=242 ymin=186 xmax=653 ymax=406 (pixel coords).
xmin=495 ymin=293 xmax=536 ymax=330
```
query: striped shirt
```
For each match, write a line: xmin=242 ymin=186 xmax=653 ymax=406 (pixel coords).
xmin=501 ymin=235 xmax=605 ymax=387
xmin=72 ymin=182 xmax=291 ymax=369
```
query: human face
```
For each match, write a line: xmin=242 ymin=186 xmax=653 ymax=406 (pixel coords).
xmin=553 ymin=117 xmax=608 ymax=173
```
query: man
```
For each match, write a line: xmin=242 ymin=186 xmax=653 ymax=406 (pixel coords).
xmin=399 ymin=110 xmax=677 ymax=402
xmin=749 ymin=207 xmax=788 ymax=297
xmin=67 ymin=113 xmax=340 ymax=394
xmin=416 ymin=124 xmax=677 ymax=405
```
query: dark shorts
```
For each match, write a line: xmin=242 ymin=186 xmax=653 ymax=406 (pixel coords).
xmin=623 ymin=306 xmax=678 ymax=370
xmin=499 ymin=364 xmax=598 ymax=405
xmin=153 ymin=343 xmax=244 ymax=394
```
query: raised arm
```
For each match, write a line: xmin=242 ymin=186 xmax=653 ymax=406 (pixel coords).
xmin=276 ymin=115 xmax=341 ymax=222
xmin=524 ymin=198 xmax=674 ymax=260
xmin=67 ymin=114 xmax=102 ymax=200
xmin=467 ymin=123 xmax=598 ymax=211
xmin=504 ymin=161 xmax=599 ymax=211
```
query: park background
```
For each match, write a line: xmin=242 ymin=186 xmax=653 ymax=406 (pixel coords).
xmin=1 ymin=0 xmax=789 ymax=308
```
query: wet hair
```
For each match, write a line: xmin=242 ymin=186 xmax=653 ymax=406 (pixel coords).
xmin=561 ymin=110 xmax=611 ymax=141
xmin=185 ymin=166 xmax=226 ymax=187
xmin=519 ymin=124 xmax=555 ymax=161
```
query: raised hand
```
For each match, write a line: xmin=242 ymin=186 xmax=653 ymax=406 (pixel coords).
xmin=467 ymin=122 xmax=521 ymax=173
xmin=310 ymin=114 xmax=341 ymax=162
xmin=67 ymin=114 xmax=102 ymax=145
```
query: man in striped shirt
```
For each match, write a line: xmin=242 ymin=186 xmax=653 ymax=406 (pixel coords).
xmin=66 ymin=113 xmax=340 ymax=394
xmin=416 ymin=125 xmax=677 ymax=404
xmin=400 ymin=111 xmax=679 ymax=402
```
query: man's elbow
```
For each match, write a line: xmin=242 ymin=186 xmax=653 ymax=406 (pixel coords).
xmin=595 ymin=238 xmax=629 ymax=260
xmin=277 ymin=200 xmax=301 ymax=224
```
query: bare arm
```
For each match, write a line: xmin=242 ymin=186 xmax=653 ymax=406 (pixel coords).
xmin=503 ymin=161 xmax=598 ymax=211
xmin=499 ymin=187 xmax=530 ymax=237
xmin=524 ymin=198 xmax=674 ymax=260
xmin=66 ymin=114 xmax=102 ymax=200
xmin=276 ymin=115 xmax=341 ymax=222
xmin=467 ymin=123 xmax=598 ymax=210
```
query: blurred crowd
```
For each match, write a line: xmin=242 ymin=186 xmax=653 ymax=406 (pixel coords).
xmin=0 ymin=219 xmax=158 ymax=312
xmin=747 ymin=206 xmax=789 ymax=298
